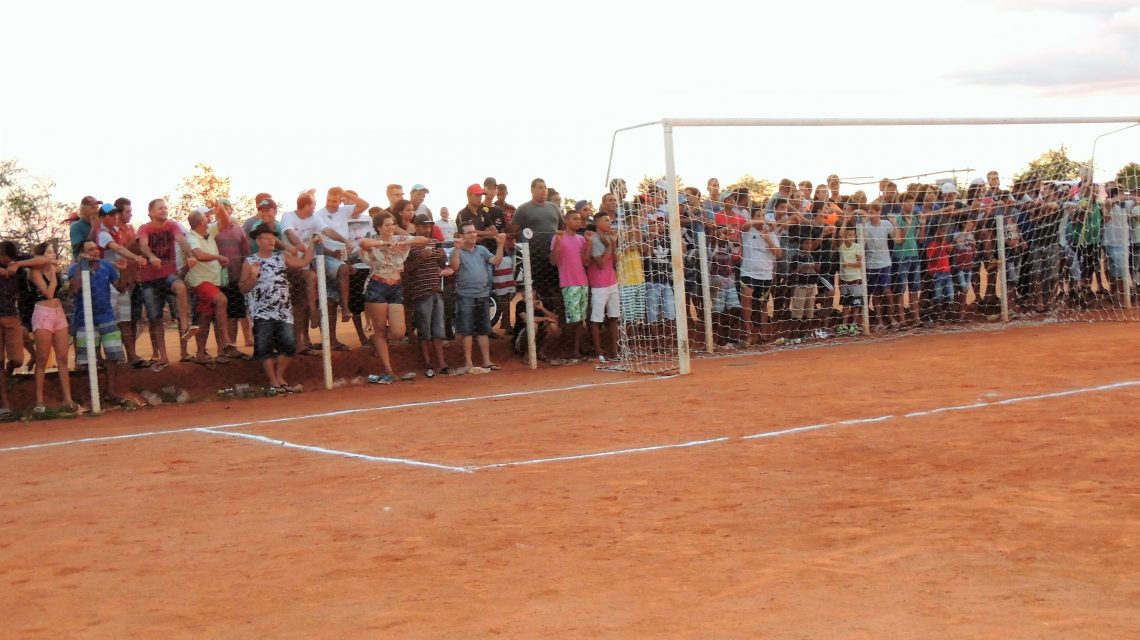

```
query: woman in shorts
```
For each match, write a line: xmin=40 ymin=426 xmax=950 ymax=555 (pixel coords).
xmin=358 ymin=212 xmax=428 ymax=384
xmin=27 ymin=242 xmax=76 ymax=413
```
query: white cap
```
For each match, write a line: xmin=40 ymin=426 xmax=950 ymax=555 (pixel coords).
xmin=191 ymin=206 xmax=211 ymax=216
xmin=940 ymin=182 xmax=958 ymax=195
xmin=970 ymin=177 xmax=986 ymax=186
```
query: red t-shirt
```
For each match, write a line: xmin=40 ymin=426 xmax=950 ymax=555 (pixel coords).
xmin=138 ymin=220 xmax=184 ymax=281
xmin=925 ymin=240 xmax=951 ymax=274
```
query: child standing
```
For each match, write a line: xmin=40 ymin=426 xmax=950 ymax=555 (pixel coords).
xmin=952 ymin=218 xmax=977 ymax=322
xmin=587 ymin=211 xmax=620 ymax=363
xmin=924 ymin=224 xmax=955 ymax=325
xmin=836 ymin=226 xmax=864 ymax=336
xmin=69 ymin=240 xmax=128 ymax=406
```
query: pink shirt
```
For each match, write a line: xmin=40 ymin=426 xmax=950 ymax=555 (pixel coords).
xmin=586 ymin=234 xmax=617 ymax=288
xmin=551 ymin=232 xmax=588 ymax=287
xmin=137 ymin=220 xmax=184 ymax=281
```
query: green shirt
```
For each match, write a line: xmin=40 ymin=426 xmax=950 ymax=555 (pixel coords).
xmin=1076 ymin=200 xmax=1102 ymax=247
xmin=892 ymin=214 xmax=920 ymax=258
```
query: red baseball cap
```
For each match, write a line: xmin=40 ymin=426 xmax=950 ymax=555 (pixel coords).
xmin=466 ymin=183 xmax=485 ymax=196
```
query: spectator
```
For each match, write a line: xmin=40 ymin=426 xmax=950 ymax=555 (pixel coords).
xmin=925 ymin=223 xmax=955 ymax=325
xmin=457 ymin=183 xmax=506 ymax=253
xmin=69 ymin=240 xmax=127 ymax=404
xmin=405 ymin=214 xmax=450 ymax=378
xmin=357 ymin=212 xmax=429 ymax=384
xmin=436 ymin=207 xmax=457 ymax=250
xmin=786 ymin=225 xmax=821 ymax=342
xmin=0 ymin=241 xmax=35 ymax=418
xmin=952 ymin=218 xmax=977 ymax=322
xmin=1102 ymin=182 xmax=1131 ymax=307
xmin=860 ymin=203 xmax=895 ymax=331
xmin=384 ymin=184 xmax=405 ymax=214
xmin=137 ymin=198 xmax=198 ymax=371
xmin=212 ymin=197 xmax=253 ymax=357
xmin=26 ymin=242 xmax=76 ymax=413
xmin=69 ymin=195 xmax=103 ymax=259
xmin=314 ymin=187 xmax=370 ymax=336
xmin=448 ymin=222 xmax=506 ymax=375
xmin=410 ymin=184 xmax=432 ymax=220
xmin=616 ymin=205 xmax=648 ymax=326
xmin=836 ymin=225 xmax=864 ymax=336
xmin=186 ymin=208 xmax=239 ymax=366
xmin=708 ymin=226 xmax=741 ymax=348
xmin=587 ymin=210 xmax=619 ymax=363
xmin=491 ymin=237 xmax=516 ymax=337
xmin=550 ymin=209 xmax=590 ymax=360
xmin=739 ymin=208 xmax=782 ymax=346
xmin=644 ymin=217 xmax=681 ymax=350
xmin=239 ymin=226 xmax=318 ymax=393
xmin=512 ymin=291 xmax=560 ymax=363
xmin=892 ymin=196 xmax=923 ymax=327
xmin=482 ymin=177 xmax=498 ymax=208
xmin=509 ymin=178 xmax=563 ymax=306
xmin=494 ymin=183 xmax=512 ymax=212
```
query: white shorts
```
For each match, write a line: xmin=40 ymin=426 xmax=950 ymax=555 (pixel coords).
xmin=112 ymin=286 xmax=133 ymax=324
xmin=590 ymin=284 xmax=620 ymax=323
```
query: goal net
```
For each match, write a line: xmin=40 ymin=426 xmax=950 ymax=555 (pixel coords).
xmin=605 ymin=117 xmax=1140 ymax=375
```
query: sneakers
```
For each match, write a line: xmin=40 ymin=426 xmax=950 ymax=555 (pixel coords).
xmin=597 ymin=355 xmax=607 ymax=364
xmin=814 ymin=328 xmax=831 ymax=339
xmin=425 ymin=368 xmax=435 ymax=379
xmin=836 ymin=324 xmax=850 ymax=336
xmin=368 ymin=373 xmax=395 ymax=385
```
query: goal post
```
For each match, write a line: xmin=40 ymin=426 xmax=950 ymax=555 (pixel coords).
xmin=605 ymin=115 xmax=1140 ymax=377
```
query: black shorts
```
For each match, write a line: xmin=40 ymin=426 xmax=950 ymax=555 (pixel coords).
xmin=739 ymin=276 xmax=772 ymax=306
xmin=221 ymin=282 xmax=247 ymax=319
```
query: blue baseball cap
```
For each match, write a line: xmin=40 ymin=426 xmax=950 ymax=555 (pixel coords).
xmin=411 ymin=183 xmax=429 ymax=193
xmin=99 ymin=203 xmax=119 ymax=216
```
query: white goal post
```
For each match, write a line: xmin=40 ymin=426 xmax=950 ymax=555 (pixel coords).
xmin=606 ymin=115 xmax=1140 ymax=376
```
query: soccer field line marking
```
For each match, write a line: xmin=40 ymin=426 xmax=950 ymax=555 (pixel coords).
xmin=0 ymin=377 xmax=663 ymax=455
xmin=469 ymin=437 xmax=731 ymax=470
xmin=195 ymin=428 xmax=473 ymax=473
xmin=479 ymin=378 xmax=1140 ymax=470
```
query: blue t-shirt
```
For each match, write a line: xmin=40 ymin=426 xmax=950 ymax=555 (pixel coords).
xmin=454 ymin=245 xmax=494 ymax=298
xmin=67 ymin=259 xmax=120 ymax=327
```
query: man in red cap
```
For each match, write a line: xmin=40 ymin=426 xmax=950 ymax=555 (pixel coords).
xmin=456 ymin=183 xmax=505 ymax=254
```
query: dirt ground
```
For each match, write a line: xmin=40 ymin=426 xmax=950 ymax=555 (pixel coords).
xmin=0 ymin=322 xmax=1137 ymax=638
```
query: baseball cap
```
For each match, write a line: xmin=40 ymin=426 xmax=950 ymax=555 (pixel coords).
xmin=191 ymin=206 xmax=212 ymax=216
xmin=80 ymin=195 xmax=102 ymax=206
xmin=939 ymin=182 xmax=957 ymax=195
xmin=411 ymin=183 xmax=429 ymax=193
xmin=466 ymin=184 xmax=485 ymax=196
xmin=98 ymin=203 xmax=119 ymax=216
xmin=970 ymin=177 xmax=986 ymax=186
xmin=257 ymin=198 xmax=277 ymax=210
xmin=573 ymin=200 xmax=588 ymax=212
xmin=412 ymin=213 xmax=434 ymax=225
xmin=216 ymin=197 xmax=232 ymax=206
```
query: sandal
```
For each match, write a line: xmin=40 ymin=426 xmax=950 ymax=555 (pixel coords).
xmin=179 ymin=354 xmax=195 ymax=363
xmin=150 ymin=362 xmax=169 ymax=373
xmin=331 ymin=342 xmax=351 ymax=352
xmin=222 ymin=345 xmax=249 ymax=360
xmin=194 ymin=357 xmax=216 ymax=370
xmin=130 ymin=358 xmax=153 ymax=370
xmin=484 ymin=363 xmax=501 ymax=371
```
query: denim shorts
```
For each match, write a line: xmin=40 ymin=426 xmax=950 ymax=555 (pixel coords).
xmin=252 ymin=319 xmax=296 ymax=359
xmin=414 ymin=293 xmax=446 ymax=340
xmin=140 ymin=275 xmax=180 ymax=323
xmin=892 ymin=256 xmax=922 ymax=294
xmin=456 ymin=295 xmax=491 ymax=337
xmin=365 ymin=279 xmax=403 ymax=305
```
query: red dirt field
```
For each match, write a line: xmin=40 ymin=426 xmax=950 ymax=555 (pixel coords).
xmin=1 ymin=322 xmax=1138 ymax=638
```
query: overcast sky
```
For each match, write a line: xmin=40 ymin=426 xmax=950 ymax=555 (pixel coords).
xmin=2 ymin=0 xmax=1138 ymax=212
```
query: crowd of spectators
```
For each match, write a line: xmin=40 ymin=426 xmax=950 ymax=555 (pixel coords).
xmin=1 ymin=171 xmax=1136 ymax=418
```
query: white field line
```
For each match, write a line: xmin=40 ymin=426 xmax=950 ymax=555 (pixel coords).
xmin=0 ymin=377 xmax=661 ymax=454
xmin=477 ymin=378 xmax=1140 ymax=470
xmin=195 ymin=428 xmax=472 ymax=473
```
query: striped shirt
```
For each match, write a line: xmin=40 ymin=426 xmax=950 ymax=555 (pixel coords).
xmin=405 ymin=245 xmax=447 ymax=302
xmin=492 ymin=254 xmax=516 ymax=297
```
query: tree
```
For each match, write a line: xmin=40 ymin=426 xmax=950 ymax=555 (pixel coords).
xmin=1115 ymin=162 xmax=1140 ymax=191
xmin=166 ymin=162 xmax=254 ymax=221
xmin=0 ymin=159 xmax=72 ymax=251
xmin=726 ymin=174 xmax=776 ymax=207
xmin=636 ymin=174 xmax=684 ymax=196
xmin=1011 ymin=145 xmax=1087 ymax=184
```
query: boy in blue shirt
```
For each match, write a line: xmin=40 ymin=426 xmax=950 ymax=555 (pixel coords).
xmin=69 ymin=240 xmax=128 ymax=404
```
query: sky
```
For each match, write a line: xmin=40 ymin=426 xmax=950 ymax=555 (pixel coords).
xmin=2 ymin=0 xmax=1138 ymax=214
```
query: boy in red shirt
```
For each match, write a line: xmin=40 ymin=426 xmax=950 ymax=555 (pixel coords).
xmin=924 ymin=223 xmax=954 ymax=326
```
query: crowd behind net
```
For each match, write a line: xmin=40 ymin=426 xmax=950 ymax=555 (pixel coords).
xmin=602 ymin=118 xmax=1140 ymax=375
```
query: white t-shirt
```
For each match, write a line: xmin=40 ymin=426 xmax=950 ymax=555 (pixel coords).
xmin=316 ymin=204 xmax=365 ymax=253
xmin=740 ymin=228 xmax=780 ymax=280
xmin=280 ymin=209 xmax=328 ymax=247
xmin=414 ymin=203 xmax=433 ymax=220
xmin=860 ymin=219 xmax=894 ymax=269
xmin=436 ymin=217 xmax=458 ymax=246
xmin=1103 ymin=200 xmax=1132 ymax=248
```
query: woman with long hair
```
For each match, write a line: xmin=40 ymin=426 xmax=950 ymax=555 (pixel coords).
xmin=357 ymin=212 xmax=428 ymax=384
xmin=27 ymin=242 xmax=76 ymax=413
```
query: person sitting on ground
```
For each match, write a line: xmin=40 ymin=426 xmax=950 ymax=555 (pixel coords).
xmin=239 ymin=225 xmax=318 ymax=394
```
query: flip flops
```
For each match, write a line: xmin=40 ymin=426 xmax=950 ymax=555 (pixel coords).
xmin=150 ymin=361 xmax=169 ymax=372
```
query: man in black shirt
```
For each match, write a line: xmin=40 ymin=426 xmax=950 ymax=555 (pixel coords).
xmin=456 ymin=184 xmax=505 ymax=253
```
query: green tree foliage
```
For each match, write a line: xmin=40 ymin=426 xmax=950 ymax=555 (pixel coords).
xmin=1114 ymin=162 xmax=1140 ymax=191
xmin=0 ymin=159 xmax=71 ymax=251
xmin=1011 ymin=145 xmax=1088 ymax=184
xmin=727 ymin=174 xmax=776 ymax=206
xmin=167 ymin=163 xmax=254 ymax=221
